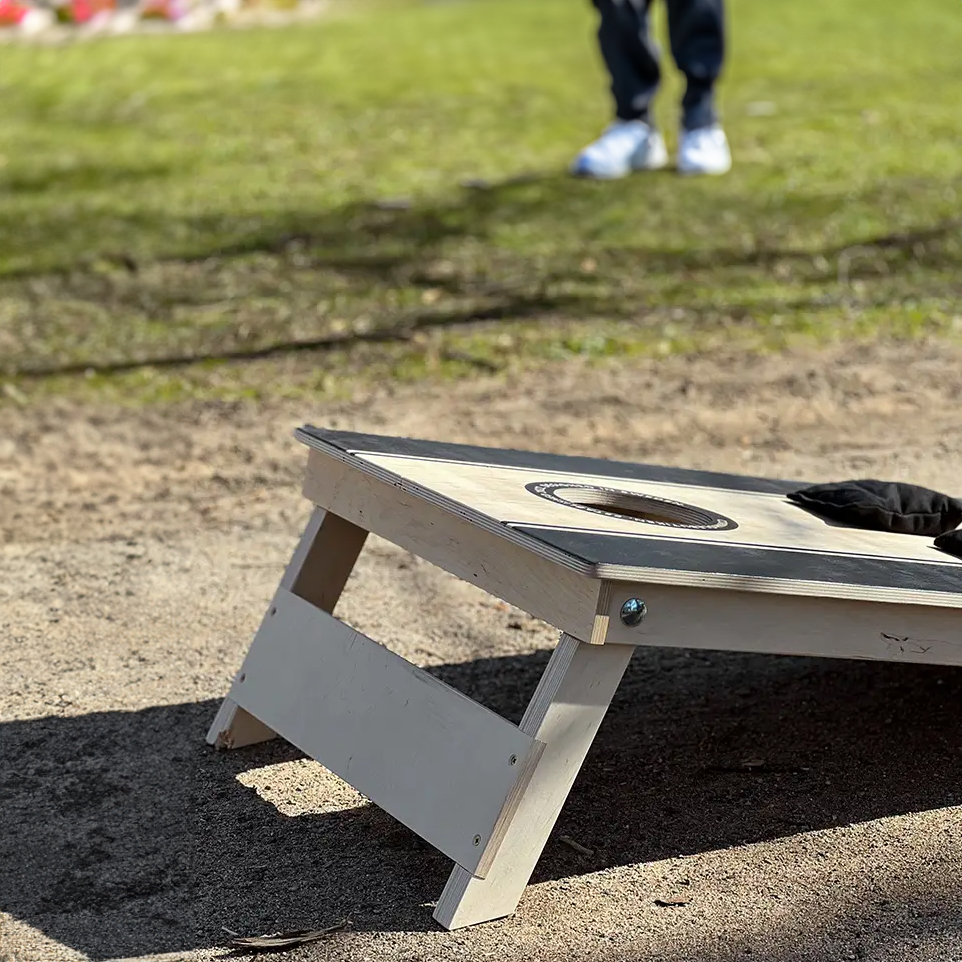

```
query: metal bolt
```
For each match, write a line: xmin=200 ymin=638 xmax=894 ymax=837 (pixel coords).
xmin=509 ymin=754 xmax=518 ymax=766
xmin=620 ymin=598 xmax=648 ymax=627
xmin=473 ymin=835 xmax=482 ymax=846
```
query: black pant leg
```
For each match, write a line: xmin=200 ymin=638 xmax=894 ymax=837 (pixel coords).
xmin=592 ymin=0 xmax=661 ymax=124
xmin=664 ymin=0 xmax=725 ymax=129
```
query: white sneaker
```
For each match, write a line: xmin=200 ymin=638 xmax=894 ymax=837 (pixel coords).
xmin=571 ymin=120 xmax=669 ymax=179
xmin=677 ymin=125 xmax=732 ymax=176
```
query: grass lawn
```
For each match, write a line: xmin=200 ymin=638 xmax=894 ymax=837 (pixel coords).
xmin=1 ymin=0 xmax=960 ymax=403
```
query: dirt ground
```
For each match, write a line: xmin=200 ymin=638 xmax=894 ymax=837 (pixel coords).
xmin=2 ymin=340 xmax=962 ymax=962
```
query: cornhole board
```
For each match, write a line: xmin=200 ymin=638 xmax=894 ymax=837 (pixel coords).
xmin=208 ymin=426 xmax=962 ymax=929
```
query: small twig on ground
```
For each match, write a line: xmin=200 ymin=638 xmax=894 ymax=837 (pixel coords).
xmin=228 ymin=918 xmax=351 ymax=953
xmin=559 ymin=834 xmax=594 ymax=856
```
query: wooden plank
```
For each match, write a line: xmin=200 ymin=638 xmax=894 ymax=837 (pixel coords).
xmin=433 ymin=635 xmax=633 ymax=929
xmin=602 ymin=581 xmax=962 ymax=664
xmin=287 ymin=510 xmax=367 ymax=610
xmin=206 ymin=508 xmax=368 ymax=749
xmin=228 ymin=587 xmax=543 ymax=876
xmin=207 ymin=696 xmax=276 ymax=750
xmin=302 ymin=448 xmax=605 ymax=643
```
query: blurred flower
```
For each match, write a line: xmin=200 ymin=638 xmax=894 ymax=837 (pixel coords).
xmin=52 ymin=0 xmax=114 ymax=24
xmin=0 ymin=0 xmax=30 ymax=24
xmin=0 ymin=0 xmax=320 ymax=34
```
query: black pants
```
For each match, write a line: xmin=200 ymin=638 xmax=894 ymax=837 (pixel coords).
xmin=593 ymin=0 xmax=724 ymax=130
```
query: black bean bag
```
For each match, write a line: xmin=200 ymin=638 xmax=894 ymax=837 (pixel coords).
xmin=787 ymin=480 xmax=962 ymax=537
xmin=934 ymin=528 xmax=962 ymax=559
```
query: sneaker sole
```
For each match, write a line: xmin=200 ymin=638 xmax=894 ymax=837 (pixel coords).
xmin=571 ymin=139 xmax=669 ymax=178
xmin=632 ymin=157 xmax=669 ymax=172
xmin=571 ymin=163 xmax=666 ymax=179
xmin=677 ymin=158 xmax=732 ymax=176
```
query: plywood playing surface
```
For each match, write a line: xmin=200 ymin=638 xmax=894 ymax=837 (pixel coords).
xmin=296 ymin=427 xmax=962 ymax=605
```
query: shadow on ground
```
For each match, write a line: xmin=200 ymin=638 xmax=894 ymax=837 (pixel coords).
xmin=6 ymin=171 xmax=961 ymax=379
xmin=2 ymin=645 xmax=962 ymax=959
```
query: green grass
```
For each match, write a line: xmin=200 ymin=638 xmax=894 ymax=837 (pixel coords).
xmin=1 ymin=0 xmax=961 ymax=404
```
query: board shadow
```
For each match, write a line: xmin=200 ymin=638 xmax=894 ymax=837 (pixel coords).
xmin=2 ymin=646 xmax=961 ymax=959
xmin=433 ymin=645 xmax=962 ymax=883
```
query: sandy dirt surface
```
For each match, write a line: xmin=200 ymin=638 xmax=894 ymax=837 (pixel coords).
xmin=2 ymin=340 xmax=962 ymax=962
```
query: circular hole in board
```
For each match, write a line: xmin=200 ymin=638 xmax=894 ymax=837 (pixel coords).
xmin=525 ymin=482 xmax=737 ymax=531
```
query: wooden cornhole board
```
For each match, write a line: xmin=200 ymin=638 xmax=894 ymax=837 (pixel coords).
xmin=208 ymin=426 xmax=962 ymax=929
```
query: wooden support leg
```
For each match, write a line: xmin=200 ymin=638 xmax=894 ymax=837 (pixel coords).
xmin=433 ymin=634 xmax=633 ymax=929
xmin=206 ymin=507 xmax=368 ymax=749
xmin=207 ymin=697 xmax=276 ymax=751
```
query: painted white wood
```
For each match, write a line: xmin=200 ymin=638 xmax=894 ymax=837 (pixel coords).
xmin=207 ymin=696 xmax=276 ymax=750
xmin=302 ymin=448 xmax=605 ymax=642
xmin=228 ymin=587 xmax=543 ymax=876
xmin=286 ymin=509 xmax=368 ymax=612
xmin=602 ymin=582 xmax=962 ymax=664
xmin=280 ymin=506 xmax=328 ymax=590
xmin=206 ymin=507 xmax=368 ymax=748
xmin=433 ymin=634 xmax=633 ymax=929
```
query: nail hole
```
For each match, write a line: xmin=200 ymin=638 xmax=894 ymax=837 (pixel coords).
xmin=473 ymin=835 xmax=482 ymax=846
xmin=238 ymin=673 xmax=246 ymax=683
xmin=269 ymin=607 xmax=277 ymax=616
xmin=509 ymin=754 xmax=518 ymax=766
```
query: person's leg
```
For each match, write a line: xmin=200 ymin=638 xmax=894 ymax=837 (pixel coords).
xmin=666 ymin=0 xmax=731 ymax=174
xmin=571 ymin=0 xmax=669 ymax=178
xmin=594 ymin=0 xmax=661 ymax=124
xmin=665 ymin=0 xmax=724 ymax=130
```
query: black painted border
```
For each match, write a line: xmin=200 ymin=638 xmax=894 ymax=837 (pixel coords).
xmin=513 ymin=526 xmax=962 ymax=595
xmin=300 ymin=426 xmax=803 ymax=495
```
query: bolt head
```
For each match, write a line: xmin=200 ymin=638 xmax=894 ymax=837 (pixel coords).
xmin=620 ymin=598 xmax=647 ymax=627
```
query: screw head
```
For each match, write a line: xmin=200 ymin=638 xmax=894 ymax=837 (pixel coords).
xmin=620 ymin=598 xmax=648 ymax=627
xmin=509 ymin=754 xmax=518 ymax=766
xmin=473 ymin=834 xmax=482 ymax=846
